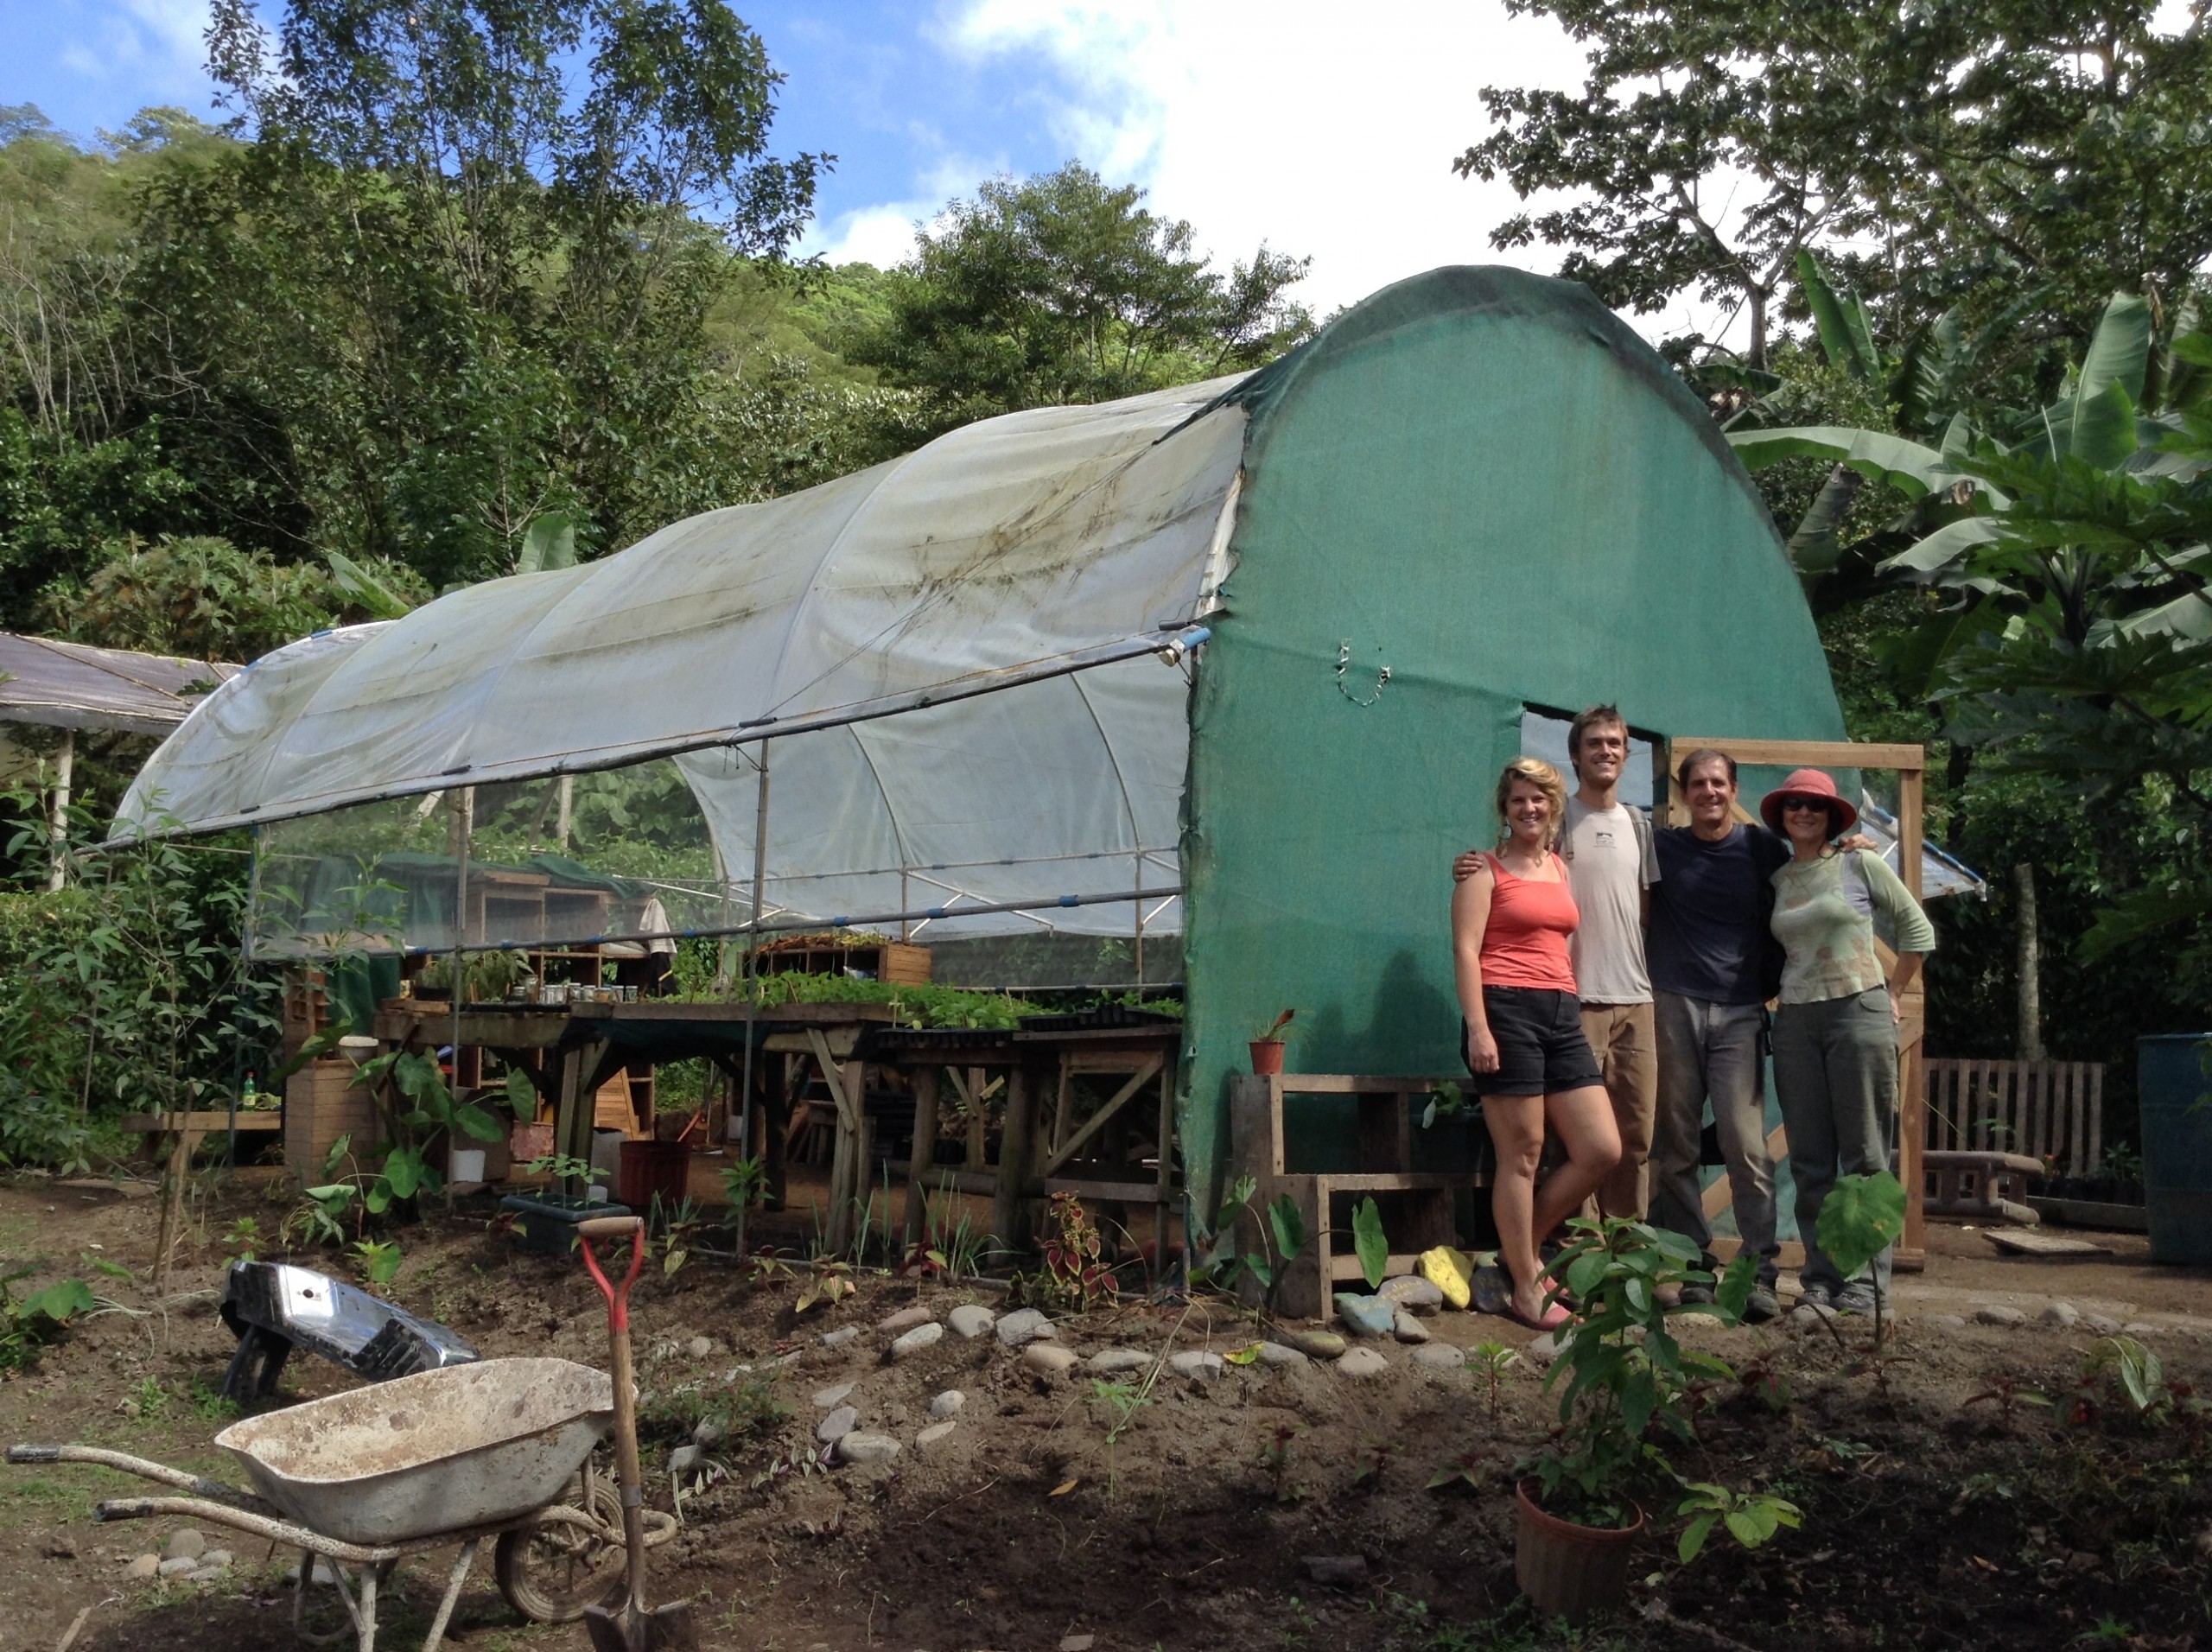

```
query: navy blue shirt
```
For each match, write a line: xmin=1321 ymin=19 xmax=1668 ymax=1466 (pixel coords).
xmin=1649 ymin=823 xmax=1792 ymax=1005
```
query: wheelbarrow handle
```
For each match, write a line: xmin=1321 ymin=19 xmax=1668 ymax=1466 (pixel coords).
xmin=578 ymin=1216 xmax=647 ymax=1331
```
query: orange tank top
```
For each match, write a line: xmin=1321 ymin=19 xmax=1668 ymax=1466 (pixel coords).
xmin=1478 ymin=851 xmax=1580 ymax=992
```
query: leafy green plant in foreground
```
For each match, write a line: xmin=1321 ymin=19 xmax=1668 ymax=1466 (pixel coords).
xmin=1530 ymin=1217 xmax=1800 ymax=1564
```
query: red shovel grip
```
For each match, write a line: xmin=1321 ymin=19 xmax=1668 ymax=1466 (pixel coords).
xmin=578 ymin=1215 xmax=646 ymax=1332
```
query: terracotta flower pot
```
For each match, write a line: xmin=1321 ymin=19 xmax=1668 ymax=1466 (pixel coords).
xmin=1249 ymin=1039 xmax=1287 ymax=1076
xmin=1514 ymin=1477 xmax=1643 ymax=1625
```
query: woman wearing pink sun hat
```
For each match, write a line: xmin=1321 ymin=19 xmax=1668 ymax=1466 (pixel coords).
xmin=1760 ymin=767 xmax=1935 ymax=1319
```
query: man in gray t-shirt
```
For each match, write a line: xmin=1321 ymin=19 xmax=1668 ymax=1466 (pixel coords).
xmin=1558 ymin=708 xmax=1659 ymax=1217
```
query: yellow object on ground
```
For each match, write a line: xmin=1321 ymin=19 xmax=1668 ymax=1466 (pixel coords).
xmin=1418 ymin=1245 xmax=1474 ymax=1310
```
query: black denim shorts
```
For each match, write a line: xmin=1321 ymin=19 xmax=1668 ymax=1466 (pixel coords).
xmin=1464 ymin=986 xmax=1603 ymax=1097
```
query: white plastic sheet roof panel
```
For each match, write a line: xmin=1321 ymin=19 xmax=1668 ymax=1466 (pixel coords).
xmin=116 ymin=377 xmax=1249 ymax=936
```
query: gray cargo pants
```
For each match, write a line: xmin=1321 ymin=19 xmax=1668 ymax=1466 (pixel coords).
xmin=1772 ymin=986 xmax=1899 ymax=1299
xmin=1647 ymin=992 xmax=1777 ymax=1282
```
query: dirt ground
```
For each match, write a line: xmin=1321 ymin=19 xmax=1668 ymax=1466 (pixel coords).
xmin=4 ymin=1171 xmax=2212 ymax=1652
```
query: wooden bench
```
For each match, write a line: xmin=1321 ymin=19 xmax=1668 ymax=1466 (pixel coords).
xmin=123 ymin=1110 xmax=283 ymax=1166
xmin=1229 ymin=1074 xmax=1483 ymax=1319
xmin=1923 ymin=1149 xmax=2044 ymax=1226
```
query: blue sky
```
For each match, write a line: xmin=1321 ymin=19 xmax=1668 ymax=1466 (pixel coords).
xmin=1 ymin=1 xmax=1615 ymax=318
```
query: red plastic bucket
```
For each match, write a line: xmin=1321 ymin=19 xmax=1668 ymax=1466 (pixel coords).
xmin=616 ymin=1140 xmax=691 ymax=1210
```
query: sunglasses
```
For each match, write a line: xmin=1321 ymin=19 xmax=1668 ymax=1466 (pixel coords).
xmin=1780 ymin=797 xmax=1832 ymax=813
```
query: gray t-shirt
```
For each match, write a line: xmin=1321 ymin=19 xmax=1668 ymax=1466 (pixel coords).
xmin=1561 ymin=797 xmax=1657 ymax=1005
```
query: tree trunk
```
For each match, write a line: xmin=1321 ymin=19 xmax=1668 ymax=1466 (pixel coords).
xmin=2015 ymin=861 xmax=2044 ymax=1061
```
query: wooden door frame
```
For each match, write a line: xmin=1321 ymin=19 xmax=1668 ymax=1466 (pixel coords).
xmin=1665 ymin=738 xmax=1930 ymax=1267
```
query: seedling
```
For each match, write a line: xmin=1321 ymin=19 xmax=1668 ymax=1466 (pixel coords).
xmin=1351 ymin=1197 xmax=1389 ymax=1291
xmin=1469 ymin=1339 xmax=1521 ymax=1425
xmin=794 ymin=1257 xmax=857 ymax=1313
xmin=1963 ymin=1372 xmax=2052 ymax=1430
xmin=1675 ymin=1482 xmax=1802 ymax=1561
xmin=1260 ymin=1422 xmax=1306 ymax=1503
xmin=1038 ymin=1191 xmax=1114 ymax=1312
xmin=221 ymin=1217 xmax=263 ymax=1263
xmin=1352 ymin=1438 xmax=1397 ymax=1488
xmin=1252 ymin=1008 xmax=1297 ymax=1045
xmin=1087 ymin=1376 xmax=1153 ymax=1497
xmin=351 ymin=1239 xmax=403 ymax=1287
xmin=1426 ymin=1448 xmax=1486 ymax=1492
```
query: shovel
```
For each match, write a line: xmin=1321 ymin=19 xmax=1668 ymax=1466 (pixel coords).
xmin=577 ymin=1215 xmax=698 ymax=1652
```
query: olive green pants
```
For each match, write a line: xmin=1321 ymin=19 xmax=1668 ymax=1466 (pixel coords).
xmin=1771 ymin=987 xmax=1897 ymax=1300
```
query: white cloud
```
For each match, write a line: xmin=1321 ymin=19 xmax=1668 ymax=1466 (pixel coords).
xmin=938 ymin=1 xmax=1593 ymax=320
xmin=58 ymin=1 xmax=211 ymax=98
xmin=816 ymin=203 xmax=932 ymax=269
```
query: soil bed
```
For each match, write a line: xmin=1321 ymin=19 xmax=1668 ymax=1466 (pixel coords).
xmin=3 ymin=1177 xmax=2209 ymax=1651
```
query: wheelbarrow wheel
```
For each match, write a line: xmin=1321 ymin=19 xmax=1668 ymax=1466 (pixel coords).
xmin=220 ymin=1325 xmax=291 ymax=1402
xmin=494 ymin=1474 xmax=626 ymax=1623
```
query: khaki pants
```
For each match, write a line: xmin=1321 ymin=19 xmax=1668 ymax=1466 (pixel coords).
xmin=1580 ymin=1001 xmax=1656 ymax=1218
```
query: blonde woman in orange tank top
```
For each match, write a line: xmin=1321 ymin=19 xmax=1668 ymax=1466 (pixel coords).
xmin=1452 ymin=758 xmax=1621 ymax=1330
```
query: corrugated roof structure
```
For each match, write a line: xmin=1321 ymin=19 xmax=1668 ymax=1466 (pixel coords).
xmin=0 ymin=632 xmax=239 ymax=736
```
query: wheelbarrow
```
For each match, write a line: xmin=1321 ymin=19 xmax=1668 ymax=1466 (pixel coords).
xmin=8 ymin=1357 xmax=675 ymax=1652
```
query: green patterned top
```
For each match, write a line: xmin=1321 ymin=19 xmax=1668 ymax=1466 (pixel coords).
xmin=1770 ymin=849 xmax=1936 ymax=1006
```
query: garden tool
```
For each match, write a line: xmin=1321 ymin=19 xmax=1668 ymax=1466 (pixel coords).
xmin=577 ymin=1216 xmax=698 ymax=1652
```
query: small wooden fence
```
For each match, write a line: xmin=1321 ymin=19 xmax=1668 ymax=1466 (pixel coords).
xmin=1924 ymin=1058 xmax=2106 ymax=1177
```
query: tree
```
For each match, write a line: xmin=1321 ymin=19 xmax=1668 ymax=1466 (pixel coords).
xmin=1459 ymin=2 xmax=2212 ymax=365
xmin=845 ymin=163 xmax=1313 ymax=434
xmin=1734 ymin=290 xmax=2212 ymax=968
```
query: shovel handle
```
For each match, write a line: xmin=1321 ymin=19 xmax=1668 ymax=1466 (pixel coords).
xmin=579 ymin=1216 xmax=646 ymax=1331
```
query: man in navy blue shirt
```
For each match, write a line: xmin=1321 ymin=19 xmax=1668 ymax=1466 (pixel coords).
xmin=1646 ymin=748 xmax=1789 ymax=1321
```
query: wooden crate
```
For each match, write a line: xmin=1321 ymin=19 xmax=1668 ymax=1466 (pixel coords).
xmin=285 ymin=1058 xmax=379 ymax=1180
xmin=880 ymin=943 xmax=931 ymax=984
xmin=754 ymin=935 xmax=931 ymax=984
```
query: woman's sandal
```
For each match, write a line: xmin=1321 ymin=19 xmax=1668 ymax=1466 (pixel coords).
xmin=1505 ymin=1297 xmax=1572 ymax=1333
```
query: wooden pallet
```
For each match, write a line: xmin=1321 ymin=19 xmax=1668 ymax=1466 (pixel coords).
xmin=1229 ymin=1073 xmax=1478 ymax=1320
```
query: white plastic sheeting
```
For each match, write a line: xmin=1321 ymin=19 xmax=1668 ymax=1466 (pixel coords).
xmin=117 ymin=377 xmax=1250 ymax=938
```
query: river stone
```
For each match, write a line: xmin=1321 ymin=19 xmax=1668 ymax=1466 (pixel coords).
xmin=1289 ymin=1330 xmax=1345 ymax=1360
xmin=1471 ymin=1263 xmax=1513 ymax=1317
xmin=1418 ymin=1245 xmax=1474 ymax=1310
xmin=124 ymin=1554 xmax=159 ymax=1581
xmin=948 ymin=1303 xmax=997 ymax=1339
xmin=811 ymin=1382 xmax=854 ymax=1410
xmin=162 ymin=1528 xmax=207 ymax=1563
xmin=2085 ymin=1313 xmax=2123 ymax=1336
xmin=187 ymin=1566 xmax=225 ymax=1585
xmin=1022 ymin=1342 xmax=1080 ymax=1376
xmin=836 ymin=1432 xmax=901 ymax=1465
xmin=1975 ymin=1305 xmax=2027 ymax=1327
xmin=816 ymin=1406 xmax=860 ymax=1444
xmin=916 ymin=1420 xmax=957 ymax=1448
xmin=878 ymin=1305 xmax=935 ymax=1335
xmin=1336 ymin=1345 xmax=1390 ymax=1378
xmin=1411 ymin=1343 xmax=1467 ymax=1371
xmin=1392 ymin=1309 xmax=1430 ymax=1344
xmin=1062 ymin=1637 xmax=1096 ymax=1652
xmin=1255 ymin=1341 xmax=1309 ymax=1367
xmin=930 ymin=1389 xmax=966 ymax=1419
xmin=2041 ymin=1300 xmax=2082 ymax=1328
xmin=158 ymin=1556 xmax=199 ymax=1578
xmin=1380 ymin=1274 xmax=1445 ymax=1313
xmin=2123 ymin=1321 xmax=2160 ymax=1337
xmin=996 ymin=1307 xmax=1057 ymax=1345
xmin=1929 ymin=1313 xmax=1967 ymax=1330
xmin=820 ymin=1326 xmax=860 ymax=1348
xmin=1335 ymin=1293 xmax=1396 ymax=1338
xmin=686 ymin=1335 xmax=715 ymax=1359
xmin=1089 ymin=1348 xmax=1151 ymax=1375
xmin=891 ymin=1322 xmax=944 ymax=1359
xmin=668 ymin=1444 xmax=703 ymax=1477
xmin=692 ymin=1415 xmax=727 ymax=1448
xmin=200 ymin=1550 xmax=232 ymax=1570
xmin=1524 ymin=1331 xmax=1563 ymax=1365
xmin=1169 ymin=1350 xmax=1224 ymax=1381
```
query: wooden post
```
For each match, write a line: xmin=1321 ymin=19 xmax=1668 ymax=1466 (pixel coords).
xmin=902 ymin=1065 xmax=941 ymax=1248
xmin=993 ymin=1063 xmax=1039 ymax=1252
xmin=1896 ymin=763 xmax=1927 ymax=1266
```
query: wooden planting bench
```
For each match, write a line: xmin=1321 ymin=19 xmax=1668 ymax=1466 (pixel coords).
xmin=1228 ymin=1073 xmax=1482 ymax=1320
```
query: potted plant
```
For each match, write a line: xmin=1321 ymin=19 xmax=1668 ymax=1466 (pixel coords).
xmin=1249 ymin=1008 xmax=1297 ymax=1076
xmin=1515 ymin=1217 xmax=1799 ymax=1625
